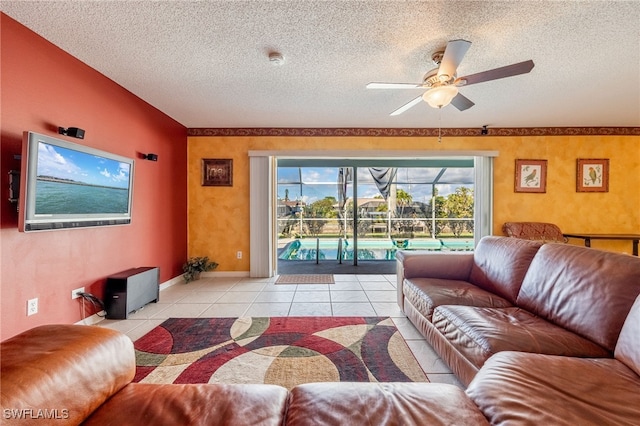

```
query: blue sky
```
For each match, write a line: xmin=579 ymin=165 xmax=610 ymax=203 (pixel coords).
xmin=37 ymin=142 xmax=131 ymax=189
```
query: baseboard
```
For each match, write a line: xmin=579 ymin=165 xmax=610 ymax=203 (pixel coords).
xmin=75 ymin=310 xmax=107 ymax=326
xmin=159 ymin=274 xmax=186 ymax=291
xmin=76 ymin=271 xmax=252 ymax=325
xmin=202 ymin=271 xmax=251 ymax=278
xmin=159 ymin=271 xmax=250 ymax=291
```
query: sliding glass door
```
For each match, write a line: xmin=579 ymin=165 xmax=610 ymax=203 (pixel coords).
xmin=275 ymin=159 xmax=476 ymax=273
xmin=276 ymin=165 xmax=351 ymax=264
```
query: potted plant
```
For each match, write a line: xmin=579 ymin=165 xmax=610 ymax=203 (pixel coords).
xmin=182 ymin=256 xmax=218 ymax=283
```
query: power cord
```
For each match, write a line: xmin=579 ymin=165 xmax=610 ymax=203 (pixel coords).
xmin=77 ymin=292 xmax=107 ymax=318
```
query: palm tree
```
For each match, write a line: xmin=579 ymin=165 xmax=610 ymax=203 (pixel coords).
xmin=393 ymin=189 xmax=413 ymax=235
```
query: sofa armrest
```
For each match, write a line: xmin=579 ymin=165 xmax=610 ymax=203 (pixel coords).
xmin=396 ymin=251 xmax=475 ymax=281
xmin=1 ymin=325 xmax=135 ymax=425
xmin=396 ymin=251 xmax=475 ymax=309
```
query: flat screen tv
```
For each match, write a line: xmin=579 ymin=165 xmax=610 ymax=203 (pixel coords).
xmin=19 ymin=131 xmax=134 ymax=232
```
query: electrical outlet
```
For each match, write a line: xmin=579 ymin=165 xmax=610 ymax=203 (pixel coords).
xmin=236 ymin=251 xmax=243 ymax=259
xmin=72 ymin=287 xmax=85 ymax=299
xmin=27 ymin=298 xmax=38 ymax=316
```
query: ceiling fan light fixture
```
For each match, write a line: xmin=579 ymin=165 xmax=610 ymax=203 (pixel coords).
xmin=422 ymin=85 xmax=458 ymax=108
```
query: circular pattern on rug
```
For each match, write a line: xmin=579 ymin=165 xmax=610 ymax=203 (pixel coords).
xmin=134 ymin=316 xmax=428 ymax=389
xmin=208 ymin=345 xmax=341 ymax=389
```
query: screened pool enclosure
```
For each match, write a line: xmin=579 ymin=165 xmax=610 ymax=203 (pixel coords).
xmin=276 ymin=159 xmax=476 ymax=267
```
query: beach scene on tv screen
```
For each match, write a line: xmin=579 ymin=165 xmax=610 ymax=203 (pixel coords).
xmin=35 ymin=142 xmax=130 ymax=215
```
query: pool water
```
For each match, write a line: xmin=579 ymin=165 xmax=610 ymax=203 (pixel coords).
xmin=278 ymin=238 xmax=473 ymax=261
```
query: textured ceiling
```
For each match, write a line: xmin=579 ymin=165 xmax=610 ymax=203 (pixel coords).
xmin=2 ymin=1 xmax=639 ymax=129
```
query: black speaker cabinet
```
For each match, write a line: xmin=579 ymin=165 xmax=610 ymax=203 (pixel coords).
xmin=105 ymin=267 xmax=159 ymax=319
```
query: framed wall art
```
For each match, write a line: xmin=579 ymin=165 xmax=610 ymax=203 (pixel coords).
xmin=576 ymin=158 xmax=609 ymax=192
xmin=202 ymin=159 xmax=233 ymax=186
xmin=514 ymin=159 xmax=547 ymax=193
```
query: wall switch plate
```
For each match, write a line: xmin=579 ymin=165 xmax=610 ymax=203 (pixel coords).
xmin=236 ymin=251 xmax=242 ymax=259
xmin=72 ymin=287 xmax=85 ymax=299
xmin=27 ymin=298 xmax=38 ymax=316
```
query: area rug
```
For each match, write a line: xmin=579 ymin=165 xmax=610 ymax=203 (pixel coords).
xmin=275 ymin=274 xmax=335 ymax=284
xmin=134 ymin=317 xmax=427 ymax=390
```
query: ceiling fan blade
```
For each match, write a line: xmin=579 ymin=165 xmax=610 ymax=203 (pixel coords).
xmin=367 ymin=82 xmax=423 ymax=89
xmin=390 ymin=96 xmax=423 ymax=116
xmin=450 ymin=93 xmax=475 ymax=111
xmin=438 ymin=39 xmax=472 ymax=80
xmin=456 ymin=60 xmax=535 ymax=86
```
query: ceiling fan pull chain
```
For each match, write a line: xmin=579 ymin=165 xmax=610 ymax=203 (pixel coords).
xmin=438 ymin=107 xmax=442 ymax=143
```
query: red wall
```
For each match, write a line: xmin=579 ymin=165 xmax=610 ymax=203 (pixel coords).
xmin=0 ymin=14 xmax=188 ymax=340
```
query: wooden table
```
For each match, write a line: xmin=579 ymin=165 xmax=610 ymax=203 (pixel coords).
xmin=563 ymin=233 xmax=640 ymax=256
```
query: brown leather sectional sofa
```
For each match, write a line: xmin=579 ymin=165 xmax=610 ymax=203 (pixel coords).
xmin=2 ymin=324 xmax=490 ymax=425
xmin=397 ymin=235 xmax=640 ymax=424
xmin=2 ymin=236 xmax=638 ymax=425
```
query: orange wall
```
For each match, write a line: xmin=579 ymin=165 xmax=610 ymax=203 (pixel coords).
xmin=188 ymin=135 xmax=639 ymax=270
xmin=1 ymin=14 xmax=188 ymax=339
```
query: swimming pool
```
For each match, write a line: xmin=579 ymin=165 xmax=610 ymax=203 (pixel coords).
xmin=278 ymin=238 xmax=473 ymax=261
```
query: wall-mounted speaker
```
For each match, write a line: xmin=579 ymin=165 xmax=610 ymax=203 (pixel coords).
xmin=58 ymin=127 xmax=85 ymax=139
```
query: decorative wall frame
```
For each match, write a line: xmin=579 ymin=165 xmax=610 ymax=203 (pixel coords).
xmin=514 ymin=159 xmax=547 ymax=193
xmin=202 ymin=159 xmax=233 ymax=186
xmin=576 ymin=158 xmax=609 ymax=192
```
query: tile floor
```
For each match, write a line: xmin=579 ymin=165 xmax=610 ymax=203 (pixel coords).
xmin=98 ymin=274 xmax=462 ymax=388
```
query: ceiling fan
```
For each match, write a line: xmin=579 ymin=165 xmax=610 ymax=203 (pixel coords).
xmin=367 ymin=39 xmax=535 ymax=116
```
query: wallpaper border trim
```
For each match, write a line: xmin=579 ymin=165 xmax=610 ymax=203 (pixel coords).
xmin=188 ymin=127 xmax=640 ymax=137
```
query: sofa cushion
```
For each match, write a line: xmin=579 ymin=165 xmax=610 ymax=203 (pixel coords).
xmin=403 ymin=278 xmax=512 ymax=321
xmin=517 ymin=243 xmax=640 ymax=352
xmin=616 ymin=294 xmax=640 ymax=376
xmin=466 ymin=351 xmax=640 ymax=426
xmin=0 ymin=325 xmax=134 ymax=426
xmin=468 ymin=236 xmax=542 ymax=303
xmin=286 ymin=382 xmax=489 ymax=426
xmin=432 ymin=305 xmax=610 ymax=370
xmin=83 ymin=383 xmax=288 ymax=426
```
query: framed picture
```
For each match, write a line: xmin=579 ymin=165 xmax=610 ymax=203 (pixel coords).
xmin=576 ymin=158 xmax=609 ymax=192
xmin=514 ymin=159 xmax=547 ymax=193
xmin=202 ymin=159 xmax=233 ymax=186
